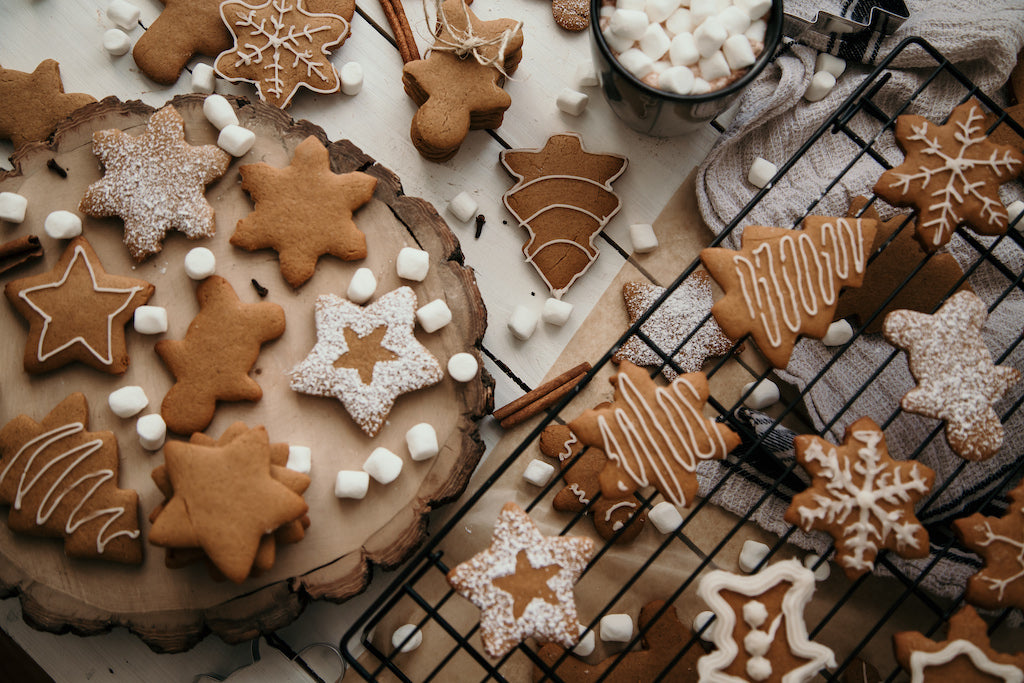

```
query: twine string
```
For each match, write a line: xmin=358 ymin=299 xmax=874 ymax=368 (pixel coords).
xmin=420 ymin=0 xmax=521 ymax=77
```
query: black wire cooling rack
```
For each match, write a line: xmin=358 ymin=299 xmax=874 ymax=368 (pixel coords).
xmin=340 ymin=36 xmax=1024 ymax=682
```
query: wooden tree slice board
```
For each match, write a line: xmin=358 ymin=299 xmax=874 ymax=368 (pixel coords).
xmin=0 ymin=94 xmax=492 ymax=653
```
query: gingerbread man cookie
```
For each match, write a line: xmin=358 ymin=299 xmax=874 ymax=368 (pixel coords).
xmin=0 ymin=59 xmax=95 ymax=150
xmin=953 ymin=476 xmax=1024 ymax=611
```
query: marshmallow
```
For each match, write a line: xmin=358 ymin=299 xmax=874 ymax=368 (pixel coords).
xmin=617 ymin=48 xmax=655 ymax=79
xmin=556 ymin=88 xmax=590 ymax=116
xmin=575 ymin=61 xmax=599 ymax=88
xmin=184 ymin=247 xmax=216 ymax=279
xmin=572 ymin=628 xmax=596 ymax=656
xmin=747 ymin=156 xmax=777 ymax=188
xmin=718 ymin=6 xmax=751 ymax=35
xmin=339 ymin=61 xmax=364 ymax=95
xmin=406 ymin=423 xmax=439 ymax=461
xmin=191 ymin=63 xmax=216 ymax=94
xmin=822 ymin=319 xmax=854 ymax=347
xmin=694 ymin=16 xmax=728 ymax=58
xmin=133 ymin=305 xmax=168 ymax=334
xmin=649 ymin=501 xmax=684 ymax=533
xmin=736 ymin=0 xmax=771 ymax=19
xmin=0 ymin=192 xmax=28 ymax=223
xmin=137 ymin=413 xmax=166 ymax=451
xmin=658 ymin=65 xmax=695 ymax=94
xmin=601 ymin=4 xmax=617 ymax=18
xmin=689 ymin=0 xmax=717 ymax=24
xmin=203 ymin=94 xmax=239 ymax=130
xmin=447 ymin=191 xmax=477 ymax=223
xmin=396 ymin=246 xmax=430 ymax=281
xmin=617 ymin=0 xmax=646 ymax=10
xmin=745 ymin=18 xmax=767 ymax=42
xmin=738 ymin=539 xmax=770 ymax=573
xmin=217 ymin=124 xmax=256 ymax=156
xmin=742 ymin=379 xmax=780 ymax=410
xmin=699 ymin=51 xmax=731 ymax=81
xmin=416 ymin=299 xmax=452 ymax=333
xmin=103 ymin=29 xmax=131 ymax=56
xmin=523 ymin=459 xmax=556 ymax=487
xmin=804 ymin=553 xmax=831 ymax=581
xmin=639 ymin=24 xmax=672 ymax=61
xmin=107 ymin=0 xmax=140 ymax=29
xmin=664 ymin=8 xmax=692 ymax=36
xmin=391 ymin=624 xmax=423 ymax=653
xmin=108 ymin=385 xmax=148 ymax=418
xmin=804 ymin=70 xmax=836 ymax=102
xmin=363 ymin=447 xmax=403 ymax=485
xmin=447 ymin=352 xmax=479 ymax=382
xmin=603 ymin=26 xmax=636 ymax=53
xmin=347 ymin=267 xmax=377 ymax=304
xmin=335 ymin=470 xmax=369 ymax=499
xmin=286 ymin=445 xmax=312 ymax=474
xmin=652 ymin=59 xmax=671 ymax=75
xmin=508 ymin=305 xmax=539 ymax=340
xmin=646 ymin=0 xmax=680 ymax=23
xmin=669 ymin=33 xmax=700 ymax=66
xmin=816 ymin=53 xmax=846 ymax=79
xmin=691 ymin=77 xmax=712 ymax=94
xmin=629 ymin=223 xmax=660 ymax=252
xmin=609 ymin=9 xmax=649 ymax=41
xmin=600 ymin=614 xmax=634 ymax=642
xmin=44 ymin=210 xmax=82 ymax=239
xmin=693 ymin=611 xmax=715 ymax=640
xmin=541 ymin=297 xmax=573 ymax=326
xmin=722 ymin=34 xmax=757 ymax=70
xmin=1008 ymin=199 xmax=1024 ymax=226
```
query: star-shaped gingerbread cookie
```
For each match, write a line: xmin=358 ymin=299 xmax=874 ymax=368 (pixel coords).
xmin=79 ymin=105 xmax=231 ymax=261
xmin=231 ymin=135 xmax=377 ymax=287
xmin=0 ymin=59 xmax=95 ymax=149
xmin=5 ymin=236 xmax=153 ymax=375
xmin=874 ymin=98 xmax=1024 ymax=252
xmin=883 ymin=291 xmax=1021 ymax=461
xmin=289 ymin=286 xmax=443 ymax=437
xmin=447 ymin=502 xmax=594 ymax=658
xmin=784 ymin=417 xmax=935 ymax=580
xmin=953 ymin=477 xmax=1024 ymax=610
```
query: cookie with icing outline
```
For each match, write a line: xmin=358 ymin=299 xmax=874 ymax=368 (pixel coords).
xmin=953 ymin=477 xmax=1024 ymax=611
xmin=0 ymin=59 xmax=95 ymax=150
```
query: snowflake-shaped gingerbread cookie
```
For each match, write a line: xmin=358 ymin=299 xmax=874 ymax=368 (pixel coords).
xmin=954 ymin=477 xmax=1024 ymax=610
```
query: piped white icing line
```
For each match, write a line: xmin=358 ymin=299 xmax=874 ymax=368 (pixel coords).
xmin=973 ymin=520 xmax=1024 ymax=600
xmin=558 ymin=433 xmax=578 ymax=462
xmin=604 ymin=500 xmax=637 ymax=522
xmin=569 ymin=483 xmax=590 ymax=505
xmin=908 ymin=640 xmax=1024 ymax=683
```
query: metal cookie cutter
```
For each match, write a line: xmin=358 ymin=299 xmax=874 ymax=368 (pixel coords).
xmin=783 ymin=0 xmax=910 ymax=52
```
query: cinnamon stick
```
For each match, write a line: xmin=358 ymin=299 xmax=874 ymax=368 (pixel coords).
xmin=380 ymin=0 xmax=420 ymax=63
xmin=0 ymin=235 xmax=43 ymax=275
xmin=493 ymin=362 xmax=591 ymax=428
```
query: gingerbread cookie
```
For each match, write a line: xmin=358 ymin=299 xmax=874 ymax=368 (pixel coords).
xmin=551 ymin=0 xmax=589 ymax=31
xmin=290 ymin=286 xmax=443 ymax=437
xmin=79 ymin=105 xmax=231 ymax=261
xmin=500 ymin=133 xmax=627 ymax=298
xmin=5 ymin=236 xmax=154 ymax=375
xmin=157 ymin=276 xmax=286 ymax=435
xmin=447 ymin=502 xmax=594 ymax=658
xmin=568 ymin=361 xmax=740 ymax=508
xmin=0 ymin=59 xmax=95 ymax=149
xmin=893 ymin=605 xmax=1024 ymax=682
xmin=784 ymin=417 xmax=935 ymax=580
xmin=874 ymin=98 xmax=1024 ymax=252
xmin=614 ymin=275 xmax=736 ymax=380
xmin=533 ymin=600 xmax=702 ymax=682
xmin=953 ymin=476 xmax=1024 ymax=610
xmin=539 ymin=423 xmax=646 ymax=543
xmin=701 ymin=216 xmax=877 ymax=369
xmin=984 ymin=49 xmax=1024 ymax=150
xmin=883 ymin=291 xmax=1021 ymax=461
xmin=0 ymin=393 xmax=142 ymax=564
xmin=231 ymin=135 xmax=377 ymax=287
xmin=835 ymin=197 xmax=970 ymax=334
xmin=697 ymin=559 xmax=836 ymax=683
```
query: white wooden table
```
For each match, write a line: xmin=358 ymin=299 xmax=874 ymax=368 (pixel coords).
xmin=0 ymin=0 xmax=725 ymax=679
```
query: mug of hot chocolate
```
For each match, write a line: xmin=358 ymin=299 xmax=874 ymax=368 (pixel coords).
xmin=591 ymin=0 xmax=783 ymax=136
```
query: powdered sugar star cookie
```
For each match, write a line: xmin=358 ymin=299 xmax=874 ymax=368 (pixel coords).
xmin=954 ymin=477 xmax=1024 ymax=610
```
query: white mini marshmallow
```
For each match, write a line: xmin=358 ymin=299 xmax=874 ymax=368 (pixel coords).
xmin=541 ymin=297 xmax=574 ymax=326
xmin=694 ymin=16 xmax=728 ymax=58
xmin=664 ymin=8 xmax=692 ymax=36
xmin=335 ymin=470 xmax=369 ymax=499
xmin=649 ymin=501 xmax=684 ymax=533
xmin=108 ymin=385 xmax=148 ymax=418
xmin=286 ymin=445 xmax=312 ymax=474
xmin=629 ymin=223 xmax=660 ymax=252
xmin=392 ymin=624 xmax=423 ymax=653
xmin=815 ymin=53 xmax=846 ymax=78
xmin=508 ymin=305 xmax=538 ymax=340
xmin=340 ymin=61 xmax=364 ymax=95
xmin=133 ymin=305 xmax=168 ymax=334
xmin=603 ymin=26 xmax=636 ymax=53
xmin=137 ymin=413 xmax=166 ymax=451
xmin=217 ymin=124 xmax=255 ymax=156
xmin=556 ymin=88 xmax=590 ymax=116
xmin=804 ymin=553 xmax=831 ymax=581
xmin=184 ymin=247 xmax=216 ymax=279
xmin=738 ymin=539 xmax=770 ymax=573
xmin=691 ymin=77 xmax=712 ymax=94
xmin=203 ymin=94 xmax=239 ymax=130
xmin=658 ymin=65 xmax=695 ymax=94
xmin=572 ymin=628 xmax=596 ymax=656
xmin=103 ymin=28 xmax=131 ymax=56
xmin=736 ymin=0 xmax=771 ymax=19
xmin=363 ymin=447 xmax=403 ymax=484
xmin=722 ymin=34 xmax=757 ymax=70
xmin=416 ymin=299 xmax=452 ymax=333
xmin=804 ymin=70 xmax=836 ymax=102
xmin=396 ymin=247 xmax=430 ymax=281
xmin=742 ymin=379 xmax=780 ymax=410
xmin=617 ymin=48 xmax=655 ymax=79
xmin=822 ymin=319 xmax=854 ymax=346
xmin=640 ymin=24 xmax=672 ymax=61
xmin=523 ymin=459 xmax=556 ymax=487
xmin=693 ymin=611 xmax=715 ymax=640
xmin=347 ymin=267 xmax=377 ymax=304
xmin=600 ymin=614 xmax=634 ymax=642
xmin=652 ymin=59 xmax=671 ymax=75
xmin=191 ymin=63 xmax=216 ymax=94
xmin=1008 ymin=199 xmax=1024 ymax=226
xmin=747 ymin=156 xmax=777 ymax=188
xmin=0 ymin=192 xmax=28 ymax=223
xmin=406 ymin=423 xmax=439 ymax=461
xmin=601 ymin=4 xmax=617 ymax=18
xmin=646 ymin=0 xmax=680 ymax=23
xmin=447 ymin=352 xmax=479 ymax=382
xmin=718 ymin=6 xmax=751 ymax=35
xmin=447 ymin=192 xmax=477 ymax=223
xmin=617 ymin=0 xmax=646 ymax=10
xmin=609 ymin=9 xmax=649 ymax=41
xmin=689 ymin=0 xmax=717 ymax=24
xmin=107 ymin=0 xmax=140 ymax=29
xmin=745 ymin=18 xmax=767 ymax=42
xmin=575 ymin=61 xmax=599 ymax=88
xmin=44 ymin=210 xmax=82 ymax=239
xmin=699 ymin=51 xmax=731 ymax=81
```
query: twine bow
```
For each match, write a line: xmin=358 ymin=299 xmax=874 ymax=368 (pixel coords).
xmin=421 ymin=0 xmax=521 ymax=77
